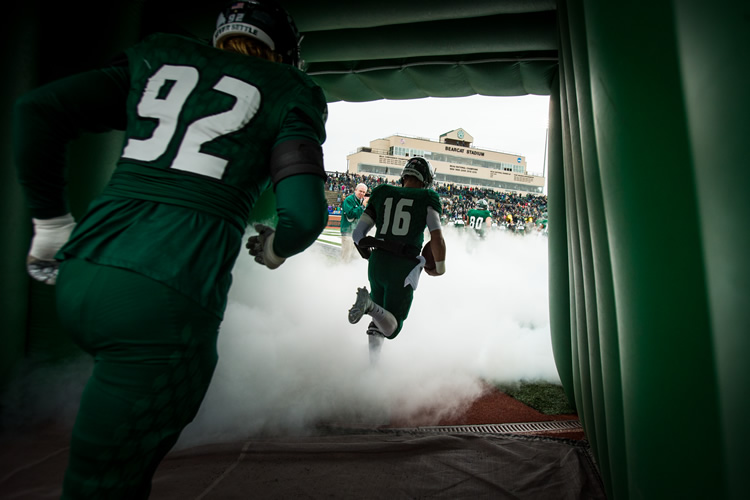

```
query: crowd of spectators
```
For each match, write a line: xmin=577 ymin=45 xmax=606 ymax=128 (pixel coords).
xmin=325 ymin=172 xmax=398 ymax=201
xmin=324 ymin=171 xmax=548 ymax=228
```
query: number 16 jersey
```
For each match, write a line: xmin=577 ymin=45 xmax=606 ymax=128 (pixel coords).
xmin=366 ymin=184 xmax=442 ymax=250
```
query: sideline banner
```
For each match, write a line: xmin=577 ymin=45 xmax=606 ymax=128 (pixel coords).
xmin=326 ymin=215 xmax=341 ymax=230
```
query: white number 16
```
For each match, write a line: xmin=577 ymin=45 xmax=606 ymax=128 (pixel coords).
xmin=381 ymin=198 xmax=414 ymax=236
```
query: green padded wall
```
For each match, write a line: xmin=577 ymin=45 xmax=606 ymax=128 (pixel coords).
xmin=587 ymin=0 xmax=724 ymax=495
xmin=673 ymin=2 xmax=750 ymax=499
xmin=0 ymin=6 xmax=32 ymax=389
xmin=555 ymin=0 xmax=627 ymax=496
xmin=557 ymin=1 xmax=604 ymax=493
xmin=546 ymin=1 xmax=740 ymax=498
xmin=0 ymin=3 xmax=144 ymax=388
xmin=546 ymin=74 xmax=574 ymax=415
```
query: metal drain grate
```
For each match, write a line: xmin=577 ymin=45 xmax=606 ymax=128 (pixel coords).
xmin=389 ymin=420 xmax=582 ymax=435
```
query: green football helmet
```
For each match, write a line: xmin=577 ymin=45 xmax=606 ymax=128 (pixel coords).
xmin=400 ymin=157 xmax=435 ymax=189
xmin=213 ymin=0 xmax=302 ymax=67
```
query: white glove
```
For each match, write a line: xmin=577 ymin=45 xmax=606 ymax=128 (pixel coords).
xmin=245 ymin=223 xmax=286 ymax=270
xmin=27 ymin=213 xmax=75 ymax=285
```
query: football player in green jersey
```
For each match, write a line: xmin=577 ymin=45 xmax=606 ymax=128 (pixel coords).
xmin=467 ymin=199 xmax=493 ymax=237
xmin=13 ymin=1 xmax=328 ymax=497
xmin=348 ymin=157 xmax=447 ymax=363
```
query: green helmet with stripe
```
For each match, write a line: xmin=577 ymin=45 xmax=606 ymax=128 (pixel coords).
xmin=400 ymin=157 xmax=435 ymax=189
xmin=213 ymin=0 xmax=302 ymax=67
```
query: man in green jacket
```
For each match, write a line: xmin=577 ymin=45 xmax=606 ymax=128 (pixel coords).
xmin=340 ymin=182 xmax=368 ymax=261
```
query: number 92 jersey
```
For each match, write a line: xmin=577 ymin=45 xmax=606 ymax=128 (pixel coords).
xmin=58 ymin=33 xmax=327 ymax=318
xmin=118 ymin=33 xmax=327 ymax=214
xmin=366 ymin=184 xmax=442 ymax=250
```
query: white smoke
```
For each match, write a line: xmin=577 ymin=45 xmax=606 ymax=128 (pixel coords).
xmin=179 ymin=225 xmax=557 ymax=447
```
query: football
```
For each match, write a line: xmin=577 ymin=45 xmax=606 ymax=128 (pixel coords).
xmin=421 ymin=241 xmax=436 ymax=272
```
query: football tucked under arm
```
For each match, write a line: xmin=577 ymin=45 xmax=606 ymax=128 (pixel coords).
xmin=421 ymin=241 xmax=436 ymax=271
xmin=422 ymin=233 xmax=446 ymax=276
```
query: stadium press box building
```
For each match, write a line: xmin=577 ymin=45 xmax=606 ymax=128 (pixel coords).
xmin=345 ymin=128 xmax=545 ymax=195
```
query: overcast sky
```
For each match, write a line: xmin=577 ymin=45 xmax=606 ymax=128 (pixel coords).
xmin=321 ymin=94 xmax=551 ymax=187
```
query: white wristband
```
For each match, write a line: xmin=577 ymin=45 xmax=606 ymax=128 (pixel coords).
xmin=30 ymin=213 xmax=75 ymax=261
xmin=435 ymin=261 xmax=446 ymax=275
xmin=263 ymin=231 xmax=286 ymax=269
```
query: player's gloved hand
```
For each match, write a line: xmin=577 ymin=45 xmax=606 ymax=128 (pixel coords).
xmin=355 ymin=236 xmax=376 ymax=260
xmin=27 ymin=213 xmax=76 ymax=285
xmin=246 ymin=223 xmax=286 ymax=270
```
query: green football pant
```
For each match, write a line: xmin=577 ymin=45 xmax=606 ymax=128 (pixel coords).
xmin=56 ymin=258 xmax=220 ymax=499
xmin=367 ymin=250 xmax=416 ymax=339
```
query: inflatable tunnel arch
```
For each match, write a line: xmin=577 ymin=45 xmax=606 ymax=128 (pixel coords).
xmin=1 ymin=2 xmax=747 ymax=499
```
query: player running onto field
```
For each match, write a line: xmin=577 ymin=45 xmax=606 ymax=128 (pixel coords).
xmin=14 ymin=1 xmax=328 ymax=497
xmin=467 ymin=199 xmax=493 ymax=237
xmin=348 ymin=157 xmax=447 ymax=363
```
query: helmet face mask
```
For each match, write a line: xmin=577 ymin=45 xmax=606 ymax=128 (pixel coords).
xmin=400 ymin=157 xmax=435 ymax=189
xmin=213 ymin=0 xmax=301 ymax=67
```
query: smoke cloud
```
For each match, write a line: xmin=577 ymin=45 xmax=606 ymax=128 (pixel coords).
xmin=0 ymin=225 xmax=556 ymax=445
xmin=179 ymin=225 xmax=557 ymax=447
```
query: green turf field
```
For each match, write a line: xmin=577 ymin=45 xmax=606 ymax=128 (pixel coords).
xmin=317 ymin=228 xmax=342 ymax=247
xmin=496 ymin=380 xmax=576 ymax=415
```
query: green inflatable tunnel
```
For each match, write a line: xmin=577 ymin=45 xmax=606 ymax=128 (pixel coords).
xmin=1 ymin=2 xmax=748 ymax=499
